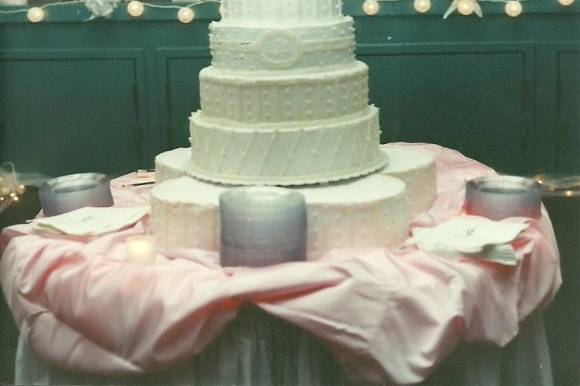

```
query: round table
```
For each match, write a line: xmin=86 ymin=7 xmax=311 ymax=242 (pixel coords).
xmin=0 ymin=144 xmax=562 ymax=385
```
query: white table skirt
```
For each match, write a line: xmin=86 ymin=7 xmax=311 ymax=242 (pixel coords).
xmin=15 ymin=312 xmax=552 ymax=386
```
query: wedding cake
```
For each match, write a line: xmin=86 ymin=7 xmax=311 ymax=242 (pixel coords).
xmin=150 ymin=0 xmax=437 ymax=258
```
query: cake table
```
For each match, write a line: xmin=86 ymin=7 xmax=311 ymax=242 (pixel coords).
xmin=0 ymin=144 xmax=561 ymax=385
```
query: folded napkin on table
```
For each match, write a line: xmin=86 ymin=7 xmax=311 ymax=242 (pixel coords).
xmin=33 ymin=206 xmax=149 ymax=236
xmin=408 ymin=216 xmax=529 ymax=266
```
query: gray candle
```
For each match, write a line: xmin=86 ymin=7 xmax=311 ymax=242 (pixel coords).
xmin=465 ymin=175 xmax=542 ymax=220
xmin=39 ymin=173 xmax=114 ymax=217
xmin=219 ymin=187 xmax=307 ymax=267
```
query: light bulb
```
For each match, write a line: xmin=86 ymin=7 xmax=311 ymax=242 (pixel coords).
xmin=457 ymin=0 xmax=475 ymax=15
xmin=414 ymin=0 xmax=432 ymax=13
xmin=558 ymin=0 xmax=575 ymax=6
xmin=127 ymin=1 xmax=145 ymax=17
xmin=178 ymin=7 xmax=195 ymax=23
xmin=27 ymin=7 xmax=44 ymax=23
xmin=505 ymin=1 xmax=522 ymax=17
xmin=362 ymin=0 xmax=380 ymax=15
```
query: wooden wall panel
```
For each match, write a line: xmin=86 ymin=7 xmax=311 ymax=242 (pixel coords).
xmin=156 ymin=48 xmax=210 ymax=150
xmin=556 ymin=50 xmax=580 ymax=174
xmin=0 ymin=49 xmax=147 ymax=177
xmin=358 ymin=43 xmax=534 ymax=175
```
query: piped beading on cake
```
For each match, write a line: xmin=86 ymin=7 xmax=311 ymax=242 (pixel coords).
xmin=189 ymin=0 xmax=385 ymax=185
xmin=190 ymin=106 xmax=386 ymax=186
xmin=199 ymin=62 xmax=369 ymax=124
xmin=150 ymin=174 xmax=409 ymax=258
xmin=379 ymin=147 xmax=437 ymax=218
xmin=209 ymin=17 xmax=355 ymax=72
xmin=219 ymin=0 xmax=343 ymax=24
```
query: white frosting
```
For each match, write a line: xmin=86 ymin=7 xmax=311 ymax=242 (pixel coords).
xmin=155 ymin=148 xmax=190 ymax=183
xmin=379 ymin=147 xmax=437 ymax=218
xmin=149 ymin=0 xmax=422 ymax=256
xmin=150 ymin=177 xmax=225 ymax=252
xmin=299 ymin=174 xmax=408 ymax=258
xmin=199 ymin=62 xmax=369 ymax=123
xmin=219 ymin=0 xmax=343 ymax=25
xmin=190 ymin=106 xmax=386 ymax=185
xmin=150 ymin=174 xmax=409 ymax=258
xmin=209 ymin=18 xmax=355 ymax=72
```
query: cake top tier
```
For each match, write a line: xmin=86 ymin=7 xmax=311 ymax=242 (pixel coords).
xmin=220 ymin=0 xmax=344 ymax=24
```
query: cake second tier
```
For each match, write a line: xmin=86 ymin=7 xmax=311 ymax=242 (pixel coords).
xmin=199 ymin=61 xmax=369 ymax=124
xmin=189 ymin=106 xmax=387 ymax=185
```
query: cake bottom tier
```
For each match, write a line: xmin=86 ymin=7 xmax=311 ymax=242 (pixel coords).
xmin=155 ymin=145 xmax=437 ymax=220
xmin=188 ymin=106 xmax=387 ymax=186
xmin=378 ymin=146 xmax=436 ymax=219
xmin=150 ymin=174 xmax=409 ymax=259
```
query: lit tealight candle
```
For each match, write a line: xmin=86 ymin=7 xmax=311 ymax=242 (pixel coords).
xmin=126 ymin=235 xmax=157 ymax=265
xmin=27 ymin=7 xmax=44 ymax=23
xmin=362 ymin=0 xmax=380 ymax=15
xmin=178 ymin=7 xmax=195 ymax=23
xmin=127 ymin=1 xmax=145 ymax=17
xmin=505 ymin=1 xmax=523 ymax=17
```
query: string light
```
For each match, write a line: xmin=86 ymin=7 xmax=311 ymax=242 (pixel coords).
xmin=0 ymin=0 xmax=218 ymax=22
xmin=0 ymin=162 xmax=25 ymax=214
xmin=414 ymin=0 xmax=432 ymax=13
xmin=26 ymin=6 xmax=44 ymax=22
xmin=362 ymin=0 xmax=380 ymax=15
xmin=0 ymin=0 xmax=569 ymax=23
xmin=505 ymin=1 xmax=523 ymax=16
xmin=558 ymin=0 xmax=575 ymax=6
xmin=457 ymin=0 xmax=476 ymax=15
xmin=177 ymin=7 xmax=194 ymax=23
xmin=127 ymin=1 xmax=145 ymax=17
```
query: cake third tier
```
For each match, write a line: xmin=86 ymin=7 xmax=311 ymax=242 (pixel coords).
xmin=190 ymin=105 xmax=385 ymax=185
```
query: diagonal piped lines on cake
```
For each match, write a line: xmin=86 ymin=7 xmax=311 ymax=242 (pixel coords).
xmin=258 ymin=130 xmax=278 ymax=176
xmin=236 ymin=130 xmax=257 ymax=175
xmin=359 ymin=113 xmax=374 ymax=168
xmin=280 ymin=130 xmax=302 ymax=177
xmin=216 ymin=130 xmax=235 ymax=173
xmin=303 ymin=127 xmax=327 ymax=176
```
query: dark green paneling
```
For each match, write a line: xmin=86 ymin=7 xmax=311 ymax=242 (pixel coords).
xmin=0 ymin=49 xmax=147 ymax=177
xmin=360 ymin=43 xmax=534 ymax=174
xmin=157 ymin=48 xmax=210 ymax=149
xmin=556 ymin=49 xmax=580 ymax=174
xmin=0 ymin=9 xmax=579 ymax=177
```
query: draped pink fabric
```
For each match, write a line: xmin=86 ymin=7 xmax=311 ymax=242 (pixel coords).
xmin=0 ymin=144 xmax=561 ymax=385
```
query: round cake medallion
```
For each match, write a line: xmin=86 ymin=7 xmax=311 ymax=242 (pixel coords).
xmin=256 ymin=31 xmax=303 ymax=69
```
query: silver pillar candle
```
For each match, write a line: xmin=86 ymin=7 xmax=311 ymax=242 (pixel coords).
xmin=219 ymin=187 xmax=307 ymax=267
xmin=39 ymin=173 xmax=114 ymax=217
xmin=465 ymin=175 xmax=542 ymax=220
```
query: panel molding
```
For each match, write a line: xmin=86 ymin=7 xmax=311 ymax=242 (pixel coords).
xmin=156 ymin=47 xmax=211 ymax=150
xmin=356 ymin=42 xmax=536 ymax=173
xmin=0 ymin=48 xmax=149 ymax=172
xmin=534 ymin=42 xmax=580 ymax=173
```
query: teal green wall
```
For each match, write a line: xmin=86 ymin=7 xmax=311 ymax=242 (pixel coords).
xmin=1 ymin=1 xmax=579 ymax=179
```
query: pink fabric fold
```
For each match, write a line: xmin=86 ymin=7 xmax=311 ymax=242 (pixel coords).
xmin=0 ymin=144 xmax=561 ymax=385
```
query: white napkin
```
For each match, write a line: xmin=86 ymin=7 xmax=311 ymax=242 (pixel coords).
xmin=409 ymin=216 xmax=529 ymax=265
xmin=34 ymin=207 xmax=149 ymax=236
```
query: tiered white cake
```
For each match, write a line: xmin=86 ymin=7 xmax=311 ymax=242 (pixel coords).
xmin=189 ymin=0 xmax=386 ymax=185
xmin=150 ymin=0 xmax=437 ymax=258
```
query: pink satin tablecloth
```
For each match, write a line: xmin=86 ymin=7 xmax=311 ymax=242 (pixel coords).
xmin=0 ymin=144 xmax=562 ymax=385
